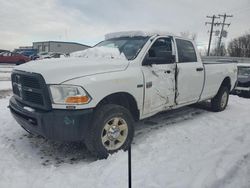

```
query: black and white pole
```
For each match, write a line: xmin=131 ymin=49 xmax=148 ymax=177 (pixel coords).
xmin=128 ymin=145 xmax=132 ymax=188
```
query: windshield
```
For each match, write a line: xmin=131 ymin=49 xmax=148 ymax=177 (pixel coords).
xmin=238 ymin=67 xmax=250 ymax=76
xmin=95 ymin=36 xmax=149 ymax=60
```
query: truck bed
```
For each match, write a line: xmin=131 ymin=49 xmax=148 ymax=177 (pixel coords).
xmin=202 ymin=57 xmax=237 ymax=64
xmin=199 ymin=60 xmax=237 ymax=101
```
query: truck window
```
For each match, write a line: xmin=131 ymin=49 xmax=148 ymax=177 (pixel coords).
xmin=96 ymin=36 xmax=149 ymax=60
xmin=176 ymin=39 xmax=197 ymax=63
xmin=147 ymin=38 xmax=173 ymax=64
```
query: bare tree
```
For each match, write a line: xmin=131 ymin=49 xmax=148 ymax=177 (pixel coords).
xmin=216 ymin=42 xmax=227 ymax=56
xmin=227 ymin=33 xmax=250 ymax=57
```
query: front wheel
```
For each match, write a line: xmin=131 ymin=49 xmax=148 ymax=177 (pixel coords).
xmin=85 ymin=104 xmax=134 ymax=159
xmin=211 ymin=86 xmax=229 ymax=112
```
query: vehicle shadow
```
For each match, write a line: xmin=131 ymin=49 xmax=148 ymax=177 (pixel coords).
xmin=21 ymin=134 xmax=96 ymax=166
xmin=21 ymin=102 xmax=211 ymax=166
xmin=230 ymin=93 xmax=250 ymax=99
xmin=134 ymin=103 xmax=210 ymax=142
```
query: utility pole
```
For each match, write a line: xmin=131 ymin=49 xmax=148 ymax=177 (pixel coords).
xmin=217 ymin=13 xmax=233 ymax=55
xmin=205 ymin=15 xmax=220 ymax=56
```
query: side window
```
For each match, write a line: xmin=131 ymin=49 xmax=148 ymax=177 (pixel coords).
xmin=2 ymin=52 xmax=10 ymax=56
xmin=146 ymin=38 xmax=173 ymax=65
xmin=176 ymin=39 xmax=197 ymax=63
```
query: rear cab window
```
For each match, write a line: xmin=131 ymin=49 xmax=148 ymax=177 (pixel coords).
xmin=175 ymin=39 xmax=197 ymax=63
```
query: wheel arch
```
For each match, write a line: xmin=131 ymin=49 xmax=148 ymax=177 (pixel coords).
xmin=96 ymin=92 xmax=140 ymax=121
xmin=220 ymin=77 xmax=231 ymax=91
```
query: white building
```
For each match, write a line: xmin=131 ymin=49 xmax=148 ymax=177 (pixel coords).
xmin=33 ymin=41 xmax=90 ymax=54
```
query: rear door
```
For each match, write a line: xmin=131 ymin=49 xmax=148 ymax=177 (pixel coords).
xmin=142 ymin=37 xmax=176 ymax=115
xmin=175 ymin=38 xmax=204 ymax=104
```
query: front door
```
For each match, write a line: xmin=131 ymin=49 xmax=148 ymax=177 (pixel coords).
xmin=142 ymin=37 xmax=176 ymax=115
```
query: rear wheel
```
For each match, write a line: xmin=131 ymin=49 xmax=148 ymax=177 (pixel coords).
xmin=211 ymin=86 xmax=229 ymax=112
xmin=85 ymin=104 xmax=134 ymax=159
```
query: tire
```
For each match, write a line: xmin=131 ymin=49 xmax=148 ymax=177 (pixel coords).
xmin=85 ymin=104 xmax=134 ymax=159
xmin=211 ymin=86 xmax=229 ymax=112
xmin=16 ymin=60 xmax=25 ymax=65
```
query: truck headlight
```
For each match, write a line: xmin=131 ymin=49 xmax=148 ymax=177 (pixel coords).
xmin=49 ymin=85 xmax=91 ymax=104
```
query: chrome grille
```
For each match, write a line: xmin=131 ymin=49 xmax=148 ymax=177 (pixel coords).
xmin=11 ymin=71 xmax=51 ymax=110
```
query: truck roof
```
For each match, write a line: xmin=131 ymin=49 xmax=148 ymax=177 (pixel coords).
xmin=105 ymin=30 xmax=175 ymax=40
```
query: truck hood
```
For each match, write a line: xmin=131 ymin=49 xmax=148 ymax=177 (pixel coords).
xmin=14 ymin=57 xmax=129 ymax=84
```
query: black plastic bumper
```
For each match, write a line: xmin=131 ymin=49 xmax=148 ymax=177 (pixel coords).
xmin=9 ymin=96 xmax=93 ymax=141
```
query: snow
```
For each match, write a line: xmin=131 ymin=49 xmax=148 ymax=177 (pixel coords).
xmin=0 ymin=95 xmax=250 ymax=188
xmin=238 ymin=63 xmax=250 ymax=67
xmin=0 ymin=81 xmax=12 ymax=90
xmin=70 ymin=46 xmax=126 ymax=60
xmin=0 ymin=65 xmax=13 ymax=89
xmin=105 ymin=30 xmax=172 ymax=40
xmin=0 ymin=65 xmax=13 ymax=82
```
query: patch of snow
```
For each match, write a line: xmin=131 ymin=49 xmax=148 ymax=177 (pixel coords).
xmin=0 ymin=95 xmax=250 ymax=188
xmin=0 ymin=81 xmax=12 ymax=90
xmin=0 ymin=65 xmax=13 ymax=81
xmin=0 ymin=67 xmax=13 ymax=72
xmin=238 ymin=63 xmax=250 ymax=67
xmin=105 ymin=30 xmax=173 ymax=40
xmin=71 ymin=46 xmax=126 ymax=60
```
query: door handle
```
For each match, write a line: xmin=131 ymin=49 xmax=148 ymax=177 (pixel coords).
xmin=196 ymin=67 xmax=204 ymax=72
xmin=164 ymin=70 xmax=171 ymax=74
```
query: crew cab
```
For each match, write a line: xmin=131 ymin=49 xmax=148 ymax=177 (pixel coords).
xmin=9 ymin=31 xmax=237 ymax=158
xmin=233 ymin=63 xmax=250 ymax=97
xmin=0 ymin=51 xmax=30 ymax=65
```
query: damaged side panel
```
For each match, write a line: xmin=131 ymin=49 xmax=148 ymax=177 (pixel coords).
xmin=141 ymin=63 xmax=176 ymax=115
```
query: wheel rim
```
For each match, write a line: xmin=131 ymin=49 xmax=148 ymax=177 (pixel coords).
xmin=101 ymin=117 xmax=128 ymax=151
xmin=221 ymin=91 xmax=228 ymax=108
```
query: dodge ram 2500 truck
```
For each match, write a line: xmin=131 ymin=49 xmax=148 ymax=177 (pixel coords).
xmin=9 ymin=31 xmax=237 ymax=158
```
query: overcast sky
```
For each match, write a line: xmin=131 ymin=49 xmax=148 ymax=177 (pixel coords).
xmin=0 ymin=0 xmax=249 ymax=50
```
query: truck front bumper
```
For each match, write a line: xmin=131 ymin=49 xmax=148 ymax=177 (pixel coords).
xmin=9 ymin=96 xmax=93 ymax=141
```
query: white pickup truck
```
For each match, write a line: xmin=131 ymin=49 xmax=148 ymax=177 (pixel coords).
xmin=9 ymin=31 xmax=237 ymax=158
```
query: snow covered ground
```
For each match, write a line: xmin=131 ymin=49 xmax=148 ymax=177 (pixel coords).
xmin=0 ymin=95 xmax=250 ymax=188
xmin=0 ymin=64 xmax=14 ymax=81
xmin=0 ymin=64 xmax=13 ymax=91
xmin=0 ymin=81 xmax=12 ymax=91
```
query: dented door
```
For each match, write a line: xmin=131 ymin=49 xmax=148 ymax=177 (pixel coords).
xmin=141 ymin=37 xmax=176 ymax=115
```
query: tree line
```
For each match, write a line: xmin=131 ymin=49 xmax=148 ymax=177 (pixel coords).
xmin=181 ymin=31 xmax=250 ymax=57
xmin=227 ymin=32 xmax=250 ymax=57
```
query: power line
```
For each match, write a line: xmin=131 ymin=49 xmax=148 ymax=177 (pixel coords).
xmin=217 ymin=13 xmax=233 ymax=55
xmin=205 ymin=15 xmax=220 ymax=56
